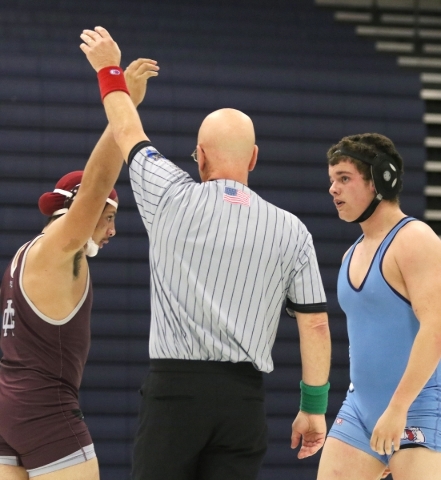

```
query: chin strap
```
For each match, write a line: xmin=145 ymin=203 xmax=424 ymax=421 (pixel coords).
xmin=351 ymin=194 xmax=382 ymax=223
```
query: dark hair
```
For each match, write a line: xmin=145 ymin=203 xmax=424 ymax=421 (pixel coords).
xmin=327 ymin=133 xmax=404 ymax=202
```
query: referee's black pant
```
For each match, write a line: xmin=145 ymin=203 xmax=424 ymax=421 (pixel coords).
xmin=131 ymin=359 xmax=268 ymax=480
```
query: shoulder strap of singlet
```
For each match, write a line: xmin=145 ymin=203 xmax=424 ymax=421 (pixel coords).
xmin=10 ymin=235 xmax=44 ymax=278
xmin=378 ymin=216 xmax=416 ymax=258
xmin=343 ymin=217 xmax=416 ymax=266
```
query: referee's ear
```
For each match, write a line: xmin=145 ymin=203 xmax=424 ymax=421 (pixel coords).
xmin=197 ymin=145 xmax=205 ymax=170
xmin=248 ymin=145 xmax=258 ymax=172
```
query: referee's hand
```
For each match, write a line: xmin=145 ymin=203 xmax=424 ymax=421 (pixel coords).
xmin=80 ymin=26 xmax=121 ymax=72
xmin=291 ymin=411 xmax=327 ymax=459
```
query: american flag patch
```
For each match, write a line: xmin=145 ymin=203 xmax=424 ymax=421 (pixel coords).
xmin=223 ymin=186 xmax=251 ymax=206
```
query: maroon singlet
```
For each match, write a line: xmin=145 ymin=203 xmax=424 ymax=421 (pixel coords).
xmin=0 ymin=235 xmax=94 ymax=469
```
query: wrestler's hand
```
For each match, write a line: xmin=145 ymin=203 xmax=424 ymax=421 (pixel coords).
xmin=80 ymin=26 xmax=121 ymax=72
xmin=370 ymin=405 xmax=407 ymax=455
xmin=124 ymin=58 xmax=159 ymax=107
xmin=291 ymin=411 xmax=327 ymax=459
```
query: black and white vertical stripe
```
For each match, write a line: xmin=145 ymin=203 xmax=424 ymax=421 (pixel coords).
xmin=129 ymin=142 xmax=326 ymax=373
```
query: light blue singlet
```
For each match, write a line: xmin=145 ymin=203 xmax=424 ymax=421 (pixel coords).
xmin=328 ymin=217 xmax=441 ymax=463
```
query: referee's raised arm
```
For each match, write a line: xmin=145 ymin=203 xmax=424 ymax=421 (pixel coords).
xmin=80 ymin=26 xmax=159 ymax=162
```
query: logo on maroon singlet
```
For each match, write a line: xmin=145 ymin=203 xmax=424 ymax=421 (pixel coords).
xmin=2 ymin=299 xmax=15 ymax=337
xmin=400 ymin=427 xmax=425 ymax=443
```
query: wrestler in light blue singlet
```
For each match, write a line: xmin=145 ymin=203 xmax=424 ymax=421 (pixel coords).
xmin=328 ymin=216 xmax=441 ymax=462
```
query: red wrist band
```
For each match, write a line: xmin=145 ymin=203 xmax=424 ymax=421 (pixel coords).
xmin=97 ymin=66 xmax=130 ymax=102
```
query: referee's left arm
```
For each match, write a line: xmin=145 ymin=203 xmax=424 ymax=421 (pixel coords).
xmin=284 ymin=224 xmax=331 ymax=457
xmin=291 ymin=309 xmax=330 ymax=459
xmin=295 ymin=310 xmax=331 ymax=388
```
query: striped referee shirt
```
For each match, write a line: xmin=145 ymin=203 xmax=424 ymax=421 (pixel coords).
xmin=128 ymin=141 xmax=326 ymax=373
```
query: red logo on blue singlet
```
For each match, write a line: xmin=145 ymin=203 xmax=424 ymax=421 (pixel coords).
xmin=400 ymin=427 xmax=425 ymax=443
xmin=335 ymin=418 xmax=343 ymax=425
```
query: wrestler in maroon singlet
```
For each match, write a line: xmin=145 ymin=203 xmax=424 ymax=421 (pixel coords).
xmin=0 ymin=235 xmax=93 ymax=470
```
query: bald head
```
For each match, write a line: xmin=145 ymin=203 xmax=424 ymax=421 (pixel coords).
xmin=196 ymin=108 xmax=258 ymax=183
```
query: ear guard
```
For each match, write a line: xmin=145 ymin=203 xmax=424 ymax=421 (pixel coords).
xmin=334 ymin=147 xmax=402 ymax=200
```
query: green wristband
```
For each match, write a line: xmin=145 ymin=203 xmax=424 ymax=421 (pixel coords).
xmin=299 ymin=380 xmax=330 ymax=414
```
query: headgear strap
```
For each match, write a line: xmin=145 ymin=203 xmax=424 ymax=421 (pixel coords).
xmin=333 ymin=147 xmax=401 ymax=223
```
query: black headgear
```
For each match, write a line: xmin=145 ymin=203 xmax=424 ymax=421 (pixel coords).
xmin=333 ymin=147 xmax=402 ymax=223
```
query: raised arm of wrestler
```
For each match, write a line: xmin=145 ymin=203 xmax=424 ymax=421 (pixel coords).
xmin=80 ymin=27 xmax=152 ymax=164
xmin=23 ymin=55 xmax=158 ymax=322
xmin=0 ymin=55 xmax=159 ymax=480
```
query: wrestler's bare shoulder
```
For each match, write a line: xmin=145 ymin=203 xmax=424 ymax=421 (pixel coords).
xmin=394 ymin=219 xmax=440 ymax=249
xmin=391 ymin=219 xmax=441 ymax=283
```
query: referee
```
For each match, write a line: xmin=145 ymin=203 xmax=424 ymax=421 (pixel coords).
xmin=80 ymin=27 xmax=331 ymax=480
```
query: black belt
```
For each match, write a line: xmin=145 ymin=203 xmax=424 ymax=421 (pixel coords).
xmin=149 ymin=359 xmax=262 ymax=378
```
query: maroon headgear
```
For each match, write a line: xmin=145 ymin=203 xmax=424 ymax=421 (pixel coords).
xmin=38 ymin=171 xmax=118 ymax=217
